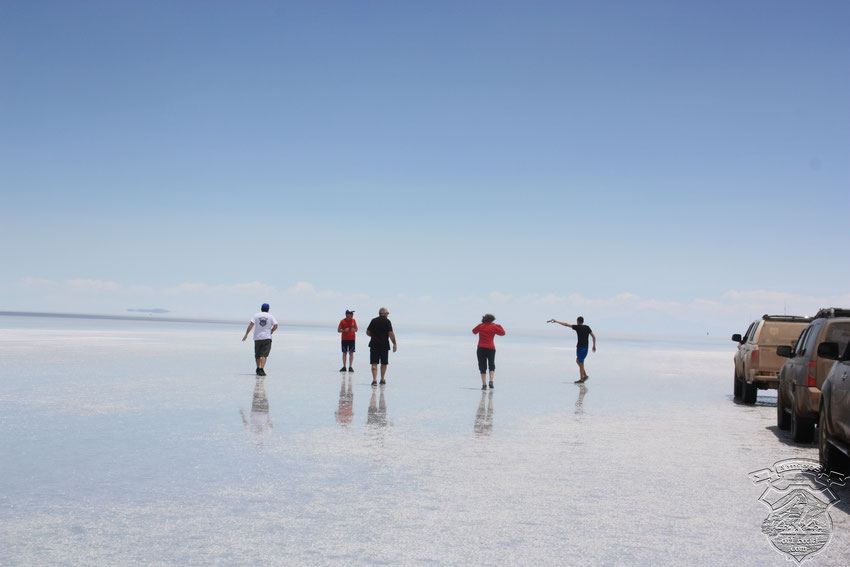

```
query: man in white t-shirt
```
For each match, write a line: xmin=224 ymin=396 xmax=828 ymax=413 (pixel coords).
xmin=242 ymin=303 xmax=279 ymax=376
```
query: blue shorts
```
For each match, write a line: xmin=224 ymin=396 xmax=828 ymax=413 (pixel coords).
xmin=576 ymin=348 xmax=589 ymax=363
xmin=341 ymin=340 xmax=355 ymax=353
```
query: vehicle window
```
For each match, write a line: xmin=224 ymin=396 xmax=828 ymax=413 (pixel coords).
xmin=761 ymin=321 xmax=810 ymax=344
xmin=750 ymin=321 xmax=764 ymax=343
xmin=741 ymin=322 xmax=755 ymax=342
xmin=794 ymin=327 xmax=811 ymax=355
xmin=801 ymin=323 xmax=822 ymax=356
xmin=747 ymin=322 xmax=759 ymax=343
xmin=824 ymin=322 xmax=850 ymax=355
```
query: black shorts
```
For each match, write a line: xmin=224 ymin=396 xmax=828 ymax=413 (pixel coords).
xmin=370 ymin=348 xmax=389 ymax=365
xmin=254 ymin=339 xmax=272 ymax=358
xmin=341 ymin=340 xmax=356 ymax=353
xmin=477 ymin=347 xmax=496 ymax=373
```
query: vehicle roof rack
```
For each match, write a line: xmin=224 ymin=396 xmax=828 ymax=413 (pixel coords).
xmin=813 ymin=308 xmax=850 ymax=319
xmin=761 ymin=314 xmax=813 ymax=322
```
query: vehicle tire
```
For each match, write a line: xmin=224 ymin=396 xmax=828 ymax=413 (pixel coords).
xmin=742 ymin=380 xmax=757 ymax=405
xmin=776 ymin=393 xmax=790 ymax=430
xmin=733 ymin=372 xmax=742 ymax=400
xmin=819 ymin=406 xmax=849 ymax=474
xmin=791 ymin=393 xmax=815 ymax=443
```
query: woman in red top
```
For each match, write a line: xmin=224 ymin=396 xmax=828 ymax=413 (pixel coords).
xmin=472 ymin=314 xmax=506 ymax=390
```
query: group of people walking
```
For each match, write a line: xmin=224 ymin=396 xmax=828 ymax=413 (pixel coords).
xmin=243 ymin=304 xmax=597 ymax=385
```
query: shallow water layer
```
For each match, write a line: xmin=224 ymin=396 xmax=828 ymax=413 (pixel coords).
xmin=1 ymin=316 xmax=847 ymax=566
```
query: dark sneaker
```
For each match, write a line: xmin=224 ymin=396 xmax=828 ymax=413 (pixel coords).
xmin=573 ymin=379 xmax=584 ymax=384
xmin=348 ymin=367 xmax=354 ymax=372
xmin=256 ymin=367 xmax=261 ymax=375
xmin=371 ymin=381 xmax=378 ymax=386
xmin=258 ymin=368 xmax=266 ymax=376
xmin=583 ymin=376 xmax=590 ymax=382
xmin=482 ymin=384 xmax=487 ymax=390
xmin=340 ymin=366 xmax=347 ymax=372
xmin=489 ymin=381 xmax=494 ymax=389
xmin=379 ymin=380 xmax=386 ymax=385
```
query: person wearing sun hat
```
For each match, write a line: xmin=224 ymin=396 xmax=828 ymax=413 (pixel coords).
xmin=337 ymin=309 xmax=358 ymax=372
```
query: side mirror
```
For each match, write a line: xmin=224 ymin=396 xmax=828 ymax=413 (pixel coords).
xmin=776 ymin=345 xmax=793 ymax=358
xmin=817 ymin=342 xmax=840 ymax=360
xmin=731 ymin=334 xmax=743 ymax=343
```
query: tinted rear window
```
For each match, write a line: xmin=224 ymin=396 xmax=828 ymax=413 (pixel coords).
xmin=758 ymin=321 xmax=809 ymax=344
xmin=825 ymin=322 xmax=850 ymax=354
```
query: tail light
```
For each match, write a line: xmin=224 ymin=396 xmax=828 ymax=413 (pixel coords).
xmin=750 ymin=350 xmax=759 ymax=367
xmin=806 ymin=361 xmax=817 ymax=387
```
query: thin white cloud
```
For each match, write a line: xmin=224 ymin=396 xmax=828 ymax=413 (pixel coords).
xmin=67 ymin=279 xmax=123 ymax=292
xmin=288 ymin=281 xmax=316 ymax=294
xmin=17 ymin=277 xmax=59 ymax=289
xmin=165 ymin=281 xmax=277 ymax=296
xmin=164 ymin=283 xmax=209 ymax=295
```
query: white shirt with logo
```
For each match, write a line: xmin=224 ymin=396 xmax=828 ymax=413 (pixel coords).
xmin=251 ymin=312 xmax=278 ymax=340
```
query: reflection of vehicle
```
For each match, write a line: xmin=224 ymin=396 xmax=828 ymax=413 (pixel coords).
xmin=731 ymin=315 xmax=811 ymax=404
xmin=817 ymin=340 xmax=850 ymax=474
xmin=777 ymin=308 xmax=850 ymax=442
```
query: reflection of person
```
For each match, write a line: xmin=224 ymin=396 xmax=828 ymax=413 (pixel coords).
xmin=367 ymin=384 xmax=387 ymax=427
xmin=575 ymin=383 xmax=587 ymax=415
xmin=472 ymin=314 xmax=505 ymax=389
xmin=474 ymin=390 xmax=494 ymax=437
xmin=335 ymin=375 xmax=354 ymax=426
xmin=242 ymin=303 xmax=279 ymax=376
xmin=337 ymin=309 xmax=358 ymax=372
xmin=366 ymin=307 xmax=397 ymax=386
xmin=548 ymin=316 xmax=596 ymax=383
xmin=240 ymin=376 xmax=273 ymax=446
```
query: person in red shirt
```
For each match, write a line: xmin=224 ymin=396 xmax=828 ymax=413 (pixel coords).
xmin=472 ymin=314 xmax=506 ymax=390
xmin=337 ymin=309 xmax=358 ymax=372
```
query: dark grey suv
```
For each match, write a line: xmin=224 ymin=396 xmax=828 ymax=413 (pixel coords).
xmin=776 ymin=308 xmax=850 ymax=442
xmin=817 ymin=340 xmax=850 ymax=474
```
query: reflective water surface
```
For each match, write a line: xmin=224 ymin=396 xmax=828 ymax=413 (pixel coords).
xmin=1 ymin=315 xmax=848 ymax=566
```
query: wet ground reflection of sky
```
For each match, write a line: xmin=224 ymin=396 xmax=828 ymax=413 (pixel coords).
xmin=1 ymin=316 xmax=847 ymax=566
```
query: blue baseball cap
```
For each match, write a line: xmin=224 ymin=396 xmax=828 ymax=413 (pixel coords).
xmin=261 ymin=303 xmax=270 ymax=311
xmin=345 ymin=309 xmax=355 ymax=315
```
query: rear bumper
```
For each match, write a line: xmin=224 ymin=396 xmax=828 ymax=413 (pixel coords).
xmin=794 ymin=387 xmax=822 ymax=419
xmin=750 ymin=373 xmax=779 ymax=389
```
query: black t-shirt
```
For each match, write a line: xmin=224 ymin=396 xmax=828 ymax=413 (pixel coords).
xmin=572 ymin=325 xmax=592 ymax=348
xmin=367 ymin=317 xmax=393 ymax=350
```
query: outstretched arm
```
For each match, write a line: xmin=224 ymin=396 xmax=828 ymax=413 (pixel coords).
xmin=242 ymin=322 xmax=254 ymax=341
xmin=547 ymin=319 xmax=572 ymax=328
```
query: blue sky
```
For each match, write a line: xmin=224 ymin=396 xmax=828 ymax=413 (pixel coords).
xmin=1 ymin=1 xmax=848 ymax=334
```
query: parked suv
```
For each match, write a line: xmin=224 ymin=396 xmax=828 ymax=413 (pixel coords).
xmin=816 ymin=340 xmax=850 ymax=474
xmin=777 ymin=308 xmax=850 ymax=442
xmin=732 ymin=315 xmax=812 ymax=404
